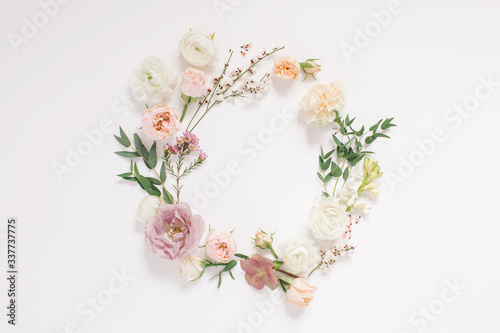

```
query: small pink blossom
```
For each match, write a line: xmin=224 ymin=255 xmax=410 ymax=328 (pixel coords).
xmin=205 ymin=230 xmax=236 ymax=263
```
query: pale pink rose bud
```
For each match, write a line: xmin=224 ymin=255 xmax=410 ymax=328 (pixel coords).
xmin=286 ymin=278 xmax=317 ymax=307
xmin=205 ymin=230 xmax=237 ymax=263
xmin=300 ymin=59 xmax=321 ymax=75
xmin=254 ymin=229 xmax=273 ymax=249
xmin=141 ymin=104 xmax=180 ymax=141
xmin=181 ymin=68 xmax=207 ymax=97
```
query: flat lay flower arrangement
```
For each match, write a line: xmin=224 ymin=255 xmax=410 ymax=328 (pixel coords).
xmin=114 ymin=29 xmax=396 ymax=308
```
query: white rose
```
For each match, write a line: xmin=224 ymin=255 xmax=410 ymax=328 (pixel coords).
xmin=136 ymin=196 xmax=165 ymax=223
xmin=180 ymin=255 xmax=204 ymax=282
xmin=278 ymin=238 xmax=320 ymax=276
xmin=179 ymin=30 xmax=217 ymax=67
xmin=308 ymin=196 xmax=348 ymax=240
xmin=130 ymin=56 xmax=178 ymax=105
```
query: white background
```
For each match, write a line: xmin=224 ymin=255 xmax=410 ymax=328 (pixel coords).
xmin=1 ymin=0 xmax=500 ymax=332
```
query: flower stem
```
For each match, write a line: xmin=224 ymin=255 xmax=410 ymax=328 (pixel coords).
xmin=180 ymin=102 xmax=189 ymax=122
xmin=277 ymin=269 xmax=300 ymax=279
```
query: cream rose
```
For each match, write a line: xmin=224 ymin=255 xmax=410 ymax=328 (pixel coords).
xmin=179 ymin=30 xmax=217 ymax=67
xmin=273 ymin=56 xmax=299 ymax=80
xmin=299 ymin=82 xmax=347 ymax=126
xmin=136 ymin=195 xmax=165 ymax=223
xmin=130 ymin=56 xmax=178 ymax=105
xmin=205 ymin=230 xmax=236 ymax=263
xmin=180 ymin=255 xmax=204 ymax=282
xmin=278 ymin=238 xmax=320 ymax=276
xmin=308 ymin=196 xmax=348 ymax=240
xmin=141 ymin=104 xmax=180 ymax=141
xmin=286 ymin=278 xmax=317 ymax=307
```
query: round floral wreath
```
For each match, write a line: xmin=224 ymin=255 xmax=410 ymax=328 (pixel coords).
xmin=114 ymin=29 xmax=396 ymax=308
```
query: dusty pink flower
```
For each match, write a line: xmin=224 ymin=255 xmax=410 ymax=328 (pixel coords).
xmin=286 ymin=278 xmax=317 ymax=307
xmin=141 ymin=104 xmax=180 ymax=141
xmin=240 ymin=254 xmax=279 ymax=291
xmin=205 ymin=230 xmax=236 ymax=263
xmin=145 ymin=203 xmax=205 ymax=260
xmin=181 ymin=68 xmax=207 ymax=97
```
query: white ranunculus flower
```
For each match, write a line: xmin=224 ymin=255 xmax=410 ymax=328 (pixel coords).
xmin=279 ymin=238 xmax=320 ymax=276
xmin=136 ymin=196 xmax=165 ymax=223
xmin=179 ymin=30 xmax=217 ymax=67
xmin=130 ymin=56 xmax=178 ymax=105
xmin=308 ymin=196 xmax=349 ymax=240
xmin=180 ymin=255 xmax=204 ymax=282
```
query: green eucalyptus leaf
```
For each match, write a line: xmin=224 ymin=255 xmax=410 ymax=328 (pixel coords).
xmin=148 ymin=142 xmax=157 ymax=168
xmin=331 ymin=162 xmax=342 ymax=177
xmin=115 ymin=151 xmax=140 ymax=158
xmin=223 ymin=260 xmax=237 ymax=272
xmin=133 ymin=134 xmax=143 ymax=156
xmin=343 ymin=167 xmax=349 ymax=181
xmin=235 ymin=253 xmax=250 ymax=259
xmin=369 ymin=119 xmax=383 ymax=132
xmin=146 ymin=177 xmax=162 ymax=185
xmin=160 ymin=163 xmax=167 ymax=183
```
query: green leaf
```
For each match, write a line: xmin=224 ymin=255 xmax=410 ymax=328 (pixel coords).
xmin=332 ymin=134 xmax=342 ymax=147
xmin=138 ymin=175 xmax=151 ymax=189
xmin=145 ymin=185 xmax=161 ymax=196
xmin=324 ymin=173 xmax=333 ymax=183
xmin=146 ymin=177 xmax=161 ymax=185
xmin=324 ymin=149 xmax=335 ymax=159
xmin=117 ymin=172 xmax=133 ymax=178
xmin=122 ymin=176 xmax=138 ymax=182
xmin=322 ymin=191 xmax=330 ymax=198
xmin=346 ymin=153 xmax=360 ymax=162
xmin=217 ymin=271 xmax=222 ymax=289
xmin=331 ymin=162 xmax=342 ymax=177
xmin=317 ymin=172 xmax=325 ymax=182
xmin=369 ymin=119 xmax=383 ymax=132
xmin=223 ymin=260 xmax=237 ymax=272
xmin=373 ymin=133 xmax=391 ymax=139
xmin=162 ymin=188 xmax=174 ymax=204
xmin=115 ymin=151 xmax=140 ymax=158
xmin=114 ymin=127 xmax=131 ymax=147
xmin=148 ymin=142 xmax=157 ymax=168
xmin=133 ymin=134 xmax=143 ymax=156
xmin=235 ymin=253 xmax=250 ymax=259
xmin=357 ymin=125 xmax=365 ymax=136
xmin=381 ymin=117 xmax=397 ymax=130
xmin=365 ymin=136 xmax=375 ymax=145
xmin=343 ymin=167 xmax=349 ymax=181
xmin=133 ymin=162 xmax=140 ymax=177
xmin=279 ymin=279 xmax=290 ymax=293
xmin=228 ymin=271 xmax=235 ymax=280
xmin=319 ymin=156 xmax=331 ymax=171
xmin=160 ymin=163 xmax=166 ymax=183
xmin=273 ymin=260 xmax=284 ymax=270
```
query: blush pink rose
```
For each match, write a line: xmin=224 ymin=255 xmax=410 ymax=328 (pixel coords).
xmin=181 ymin=68 xmax=207 ymax=97
xmin=286 ymin=278 xmax=317 ymax=307
xmin=205 ymin=230 xmax=236 ymax=263
xmin=141 ymin=104 xmax=180 ymax=141
xmin=145 ymin=203 xmax=205 ymax=260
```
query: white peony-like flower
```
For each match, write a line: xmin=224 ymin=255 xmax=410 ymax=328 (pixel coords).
xmin=136 ymin=195 xmax=165 ymax=223
xmin=179 ymin=30 xmax=217 ymax=67
xmin=180 ymin=255 xmax=204 ymax=282
xmin=308 ymin=196 xmax=348 ymax=240
xmin=299 ymin=82 xmax=347 ymax=126
xmin=130 ymin=56 xmax=178 ymax=105
xmin=278 ymin=238 xmax=320 ymax=276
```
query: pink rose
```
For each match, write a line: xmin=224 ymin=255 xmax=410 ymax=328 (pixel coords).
xmin=205 ymin=230 xmax=236 ymax=263
xmin=286 ymin=278 xmax=317 ymax=307
xmin=181 ymin=68 xmax=207 ymax=97
xmin=141 ymin=104 xmax=180 ymax=141
xmin=145 ymin=203 xmax=205 ymax=260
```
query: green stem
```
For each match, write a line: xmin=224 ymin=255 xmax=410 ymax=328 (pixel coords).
xmin=269 ymin=245 xmax=278 ymax=259
xmin=180 ymin=102 xmax=189 ymax=122
xmin=308 ymin=263 xmax=321 ymax=277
